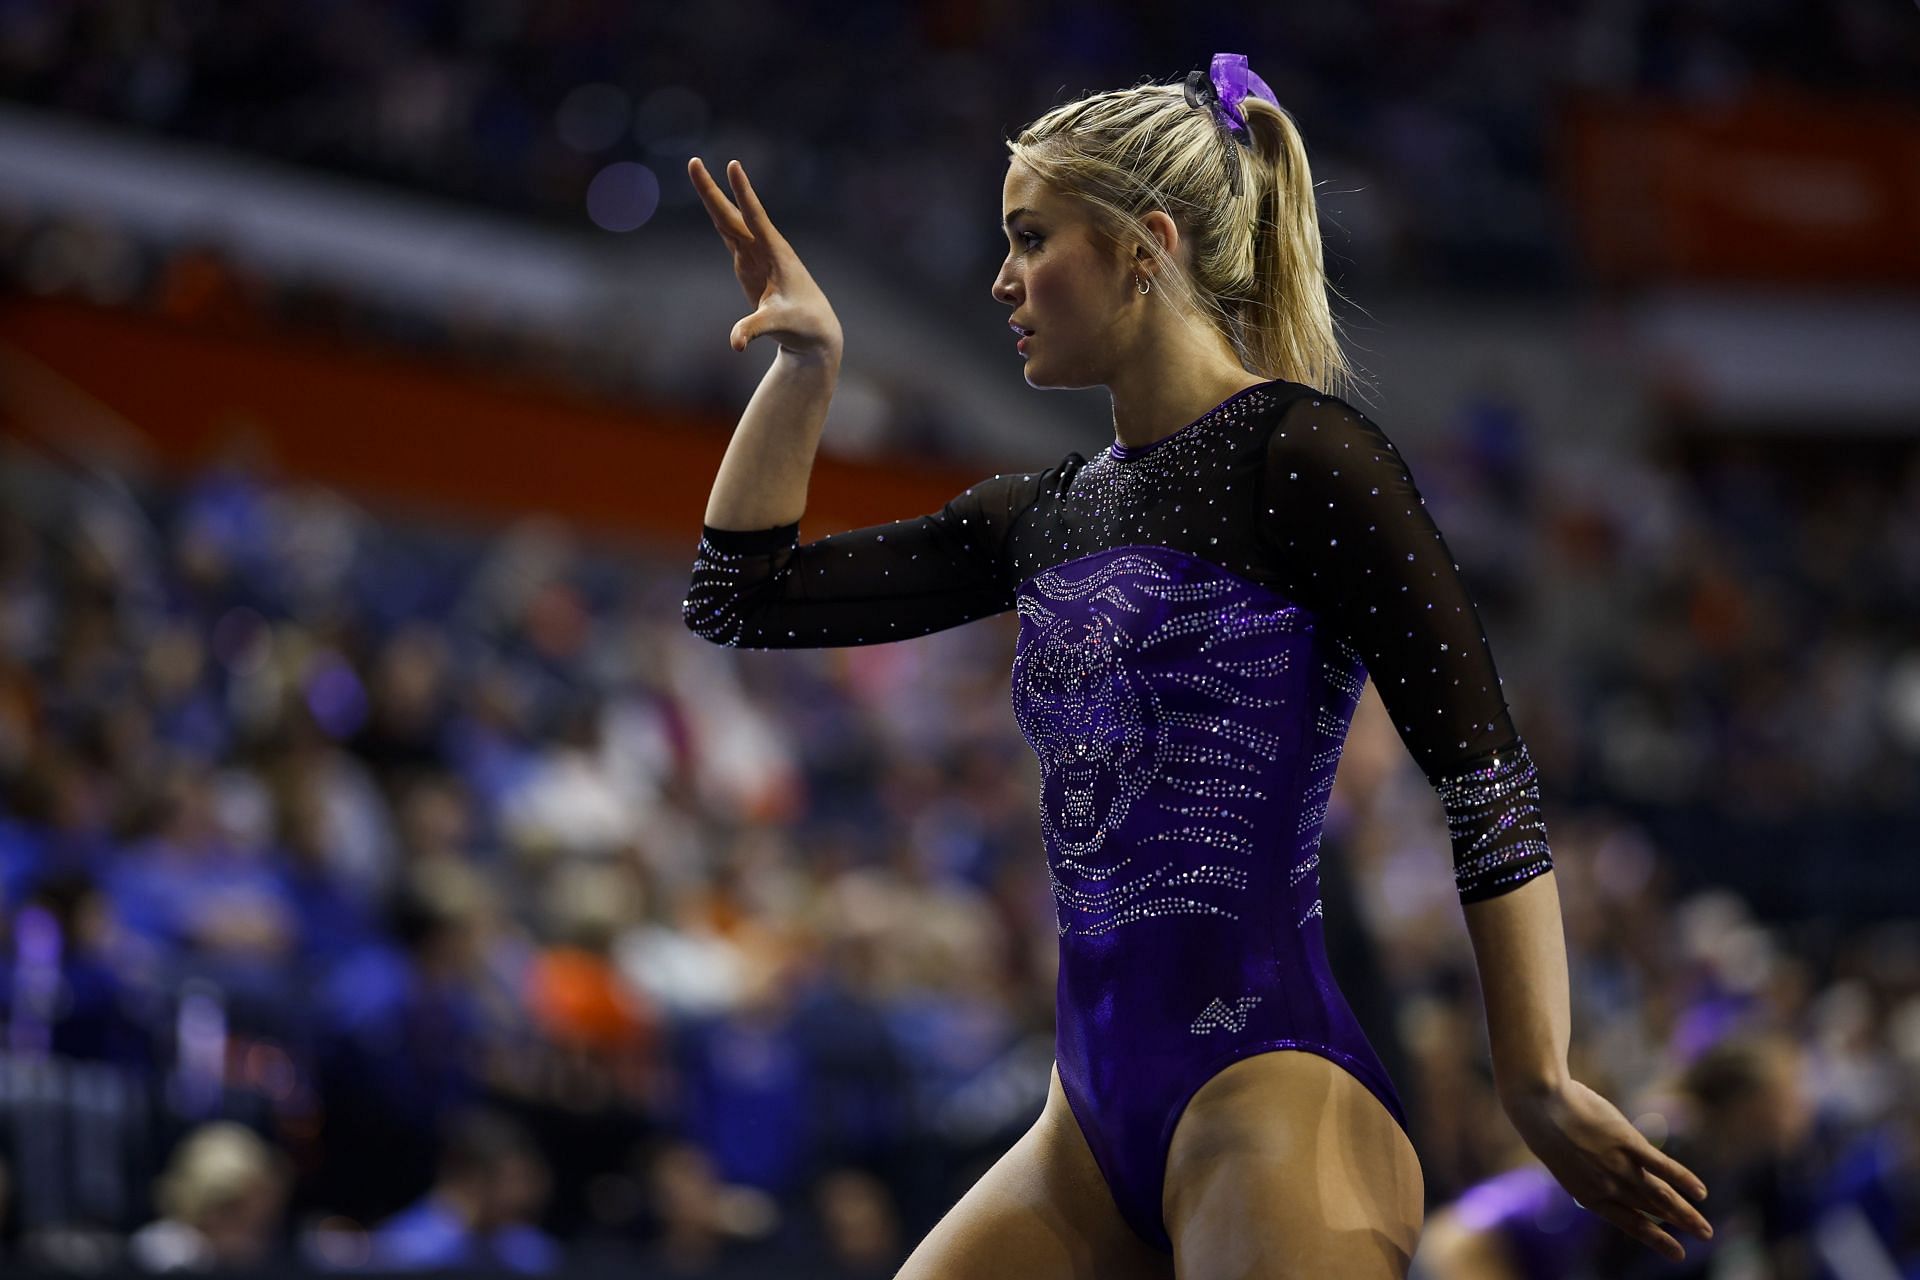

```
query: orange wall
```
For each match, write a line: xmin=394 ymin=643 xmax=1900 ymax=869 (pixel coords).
xmin=0 ymin=298 xmax=989 ymax=547
xmin=1561 ymin=89 xmax=1920 ymax=286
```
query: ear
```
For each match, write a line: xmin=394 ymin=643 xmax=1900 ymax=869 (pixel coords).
xmin=1134 ymin=210 xmax=1181 ymax=282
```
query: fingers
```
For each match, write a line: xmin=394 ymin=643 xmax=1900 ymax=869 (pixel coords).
xmin=1632 ymin=1166 xmax=1713 ymax=1242
xmin=1578 ymin=1196 xmax=1686 ymax=1262
xmin=1644 ymin=1143 xmax=1710 ymax=1203
xmin=1623 ymin=1131 xmax=1712 ymax=1239
xmin=726 ymin=160 xmax=781 ymax=242
xmin=731 ymin=302 xmax=777 ymax=353
xmin=688 ymin=157 xmax=752 ymax=244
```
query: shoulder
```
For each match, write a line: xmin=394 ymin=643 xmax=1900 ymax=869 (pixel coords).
xmin=1254 ymin=391 xmax=1420 ymax=536
xmin=1259 ymin=389 xmax=1395 ymax=463
xmin=1255 ymin=391 xmax=1424 ymax=517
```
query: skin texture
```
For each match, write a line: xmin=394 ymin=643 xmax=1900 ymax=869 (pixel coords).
xmin=685 ymin=155 xmax=844 ymax=530
xmin=894 ymin=1065 xmax=1176 ymax=1280
xmin=993 ymin=157 xmax=1266 ymax=452
xmin=895 ymin=1057 xmax=1422 ymax=1280
xmin=1159 ymin=1051 xmax=1425 ymax=1276
xmin=1466 ymin=874 xmax=1713 ymax=1263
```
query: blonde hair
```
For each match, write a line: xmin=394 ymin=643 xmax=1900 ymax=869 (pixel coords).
xmin=156 ymin=1122 xmax=279 ymax=1224
xmin=1007 ymin=76 xmax=1367 ymax=405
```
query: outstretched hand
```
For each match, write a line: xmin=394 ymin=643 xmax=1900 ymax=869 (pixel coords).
xmin=687 ymin=157 xmax=843 ymax=361
xmin=1502 ymin=1076 xmax=1713 ymax=1262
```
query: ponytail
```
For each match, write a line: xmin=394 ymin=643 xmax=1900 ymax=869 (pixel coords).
xmin=1238 ymin=97 xmax=1362 ymax=404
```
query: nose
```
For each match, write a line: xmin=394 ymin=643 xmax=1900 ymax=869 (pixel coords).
xmin=992 ymin=260 xmax=1019 ymax=307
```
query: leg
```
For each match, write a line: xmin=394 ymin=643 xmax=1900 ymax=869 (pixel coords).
xmin=1161 ymin=1049 xmax=1424 ymax=1280
xmin=894 ymin=1063 xmax=1176 ymax=1280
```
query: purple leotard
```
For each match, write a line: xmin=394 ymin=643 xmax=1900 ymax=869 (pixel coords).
xmin=683 ymin=379 xmax=1553 ymax=1252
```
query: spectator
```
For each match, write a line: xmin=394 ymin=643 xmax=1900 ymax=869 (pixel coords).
xmin=369 ymin=1107 xmax=560 ymax=1273
xmin=127 ymin=1122 xmax=289 ymax=1272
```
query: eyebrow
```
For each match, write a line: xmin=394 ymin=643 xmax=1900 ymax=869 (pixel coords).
xmin=1002 ymin=206 xmax=1037 ymax=227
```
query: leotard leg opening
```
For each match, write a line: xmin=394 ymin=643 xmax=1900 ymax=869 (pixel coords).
xmin=1055 ymin=1039 xmax=1411 ymax=1254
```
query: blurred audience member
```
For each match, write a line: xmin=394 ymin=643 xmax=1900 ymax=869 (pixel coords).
xmin=369 ymin=1107 xmax=560 ymax=1273
xmin=127 ymin=1122 xmax=289 ymax=1272
xmin=813 ymin=1165 xmax=902 ymax=1278
xmin=640 ymin=1138 xmax=779 ymax=1276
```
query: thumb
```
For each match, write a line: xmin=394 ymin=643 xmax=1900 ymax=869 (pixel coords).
xmin=730 ymin=318 xmax=752 ymax=352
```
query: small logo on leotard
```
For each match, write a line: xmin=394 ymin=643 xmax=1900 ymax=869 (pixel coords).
xmin=1190 ymin=994 xmax=1262 ymax=1034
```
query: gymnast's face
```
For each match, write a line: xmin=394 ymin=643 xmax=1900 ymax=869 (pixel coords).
xmin=993 ymin=158 xmax=1140 ymax=390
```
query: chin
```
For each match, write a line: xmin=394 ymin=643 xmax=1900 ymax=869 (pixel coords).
xmin=1025 ymin=365 xmax=1100 ymax=392
xmin=1020 ymin=351 xmax=1076 ymax=390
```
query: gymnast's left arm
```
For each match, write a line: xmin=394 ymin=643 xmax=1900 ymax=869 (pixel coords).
xmin=1256 ymin=395 xmax=1713 ymax=1261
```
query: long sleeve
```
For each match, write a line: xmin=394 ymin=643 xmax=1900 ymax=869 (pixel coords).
xmin=682 ymin=458 xmax=1072 ymax=649
xmin=1255 ymin=394 xmax=1552 ymax=903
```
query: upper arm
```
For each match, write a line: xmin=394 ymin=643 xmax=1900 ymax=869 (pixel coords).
xmin=1257 ymin=395 xmax=1550 ymax=901
xmin=1257 ymin=395 xmax=1518 ymax=771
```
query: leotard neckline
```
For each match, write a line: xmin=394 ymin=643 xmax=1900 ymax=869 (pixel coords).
xmin=1106 ymin=379 xmax=1285 ymax=461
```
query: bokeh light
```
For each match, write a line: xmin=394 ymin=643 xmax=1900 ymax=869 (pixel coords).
xmin=585 ymin=161 xmax=660 ymax=232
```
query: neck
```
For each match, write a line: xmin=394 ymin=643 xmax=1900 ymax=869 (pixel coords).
xmin=1106 ymin=325 xmax=1263 ymax=451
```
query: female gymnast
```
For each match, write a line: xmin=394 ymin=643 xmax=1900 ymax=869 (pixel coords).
xmin=681 ymin=52 xmax=1714 ymax=1280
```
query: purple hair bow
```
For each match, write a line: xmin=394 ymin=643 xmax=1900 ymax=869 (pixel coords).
xmin=1184 ymin=52 xmax=1279 ymax=141
xmin=1182 ymin=53 xmax=1279 ymax=196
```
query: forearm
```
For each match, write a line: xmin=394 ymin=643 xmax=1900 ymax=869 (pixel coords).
xmin=703 ymin=345 xmax=841 ymax=530
xmin=1460 ymin=869 xmax=1571 ymax=1101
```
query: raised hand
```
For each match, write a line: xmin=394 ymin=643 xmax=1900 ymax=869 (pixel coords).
xmin=1502 ymin=1076 xmax=1713 ymax=1262
xmin=687 ymin=157 xmax=844 ymax=361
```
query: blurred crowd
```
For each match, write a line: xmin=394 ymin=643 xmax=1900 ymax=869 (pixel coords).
xmin=0 ymin=364 xmax=1914 ymax=1274
xmin=2 ymin=2 xmax=1915 ymax=469
xmin=0 ymin=3 xmax=1913 ymax=1276
xmin=0 ymin=0 xmax=1916 ymax=431
xmin=1 ymin=0 xmax=1914 ymax=294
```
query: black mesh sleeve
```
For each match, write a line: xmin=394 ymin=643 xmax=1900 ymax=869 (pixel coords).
xmin=1256 ymin=394 xmax=1552 ymax=903
xmin=682 ymin=460 xmax=1067 ymax=649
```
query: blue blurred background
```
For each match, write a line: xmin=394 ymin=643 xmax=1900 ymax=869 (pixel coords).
xmin=0 ymin=3 xmax=1916 ymax=1277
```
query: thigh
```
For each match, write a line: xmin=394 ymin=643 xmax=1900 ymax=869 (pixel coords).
xmin=894 ymin=1063 xmax=1176 ymax=1280
xmin=1161 ymin=1049 xmax=1424 ymax=1280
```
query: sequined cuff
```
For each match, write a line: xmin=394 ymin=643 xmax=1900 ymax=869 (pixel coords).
xmin=683 ymin=522 xmax=800 ymax=646
xmin=1434 ymin=738 xmax=1553 ymax=903
xmin=699 ymin=520 xmax=800 ymax=555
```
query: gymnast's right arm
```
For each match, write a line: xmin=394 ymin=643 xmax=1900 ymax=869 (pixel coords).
xmin=685 ymin=454 xmax=1064 ymax=648
xmin=681 ymin=154 xmax=1064 ymax=648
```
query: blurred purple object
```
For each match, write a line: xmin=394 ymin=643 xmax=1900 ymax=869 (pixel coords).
xmin=305 ymin=652 xmax=370 ymax=740
xmin=8 ymin=904 xmax=62 ymax=1056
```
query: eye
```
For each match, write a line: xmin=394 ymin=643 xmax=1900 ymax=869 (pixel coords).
xmin=1015 ymin=230 xmax=1043 ymax=250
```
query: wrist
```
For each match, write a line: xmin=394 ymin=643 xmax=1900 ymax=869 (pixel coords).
xmin=776 ymin=340 xmax=842 ymax=368
xmin=1494 ymin=1062 xmax=1571 ymax=1106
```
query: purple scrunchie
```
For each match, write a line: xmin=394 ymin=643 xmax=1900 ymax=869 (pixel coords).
xmin=1196 ymin=52 xmax=1279 ymax=138
xmin=1182 ymin=53 xmax=1280 ymax=197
